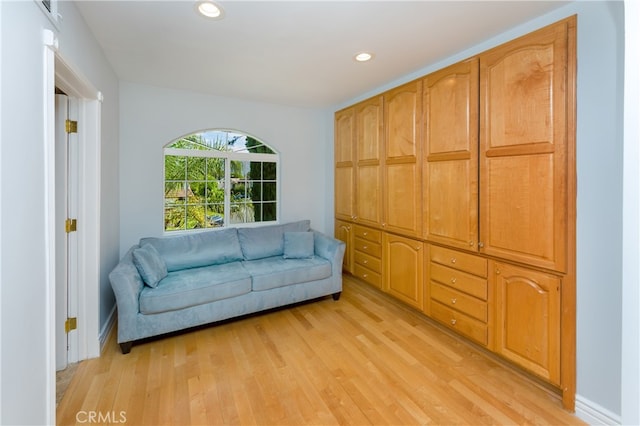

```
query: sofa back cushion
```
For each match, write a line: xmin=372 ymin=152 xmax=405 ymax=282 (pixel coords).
xmin=132 ymin=243 xmax=168 ymax=287
xmin=140 ymin=228 xmax=244 ymax=272
xmin=237 ymin=220 xmax=311 ymax=260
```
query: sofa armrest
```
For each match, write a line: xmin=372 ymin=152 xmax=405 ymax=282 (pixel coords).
xmin=312 ymin=230 xmax=346 ymax=276
xmin=108 ymin=247 xmax=144 ymax=343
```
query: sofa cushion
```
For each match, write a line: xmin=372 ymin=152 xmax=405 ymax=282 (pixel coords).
xmin=132 ymin=243 xmax=168 ymax=288
xmin=283 ymin=231 xmax=314 ymax=259
xmin=140 ymin=228 xmax=243 ymax=272
xmin=139 ymin=262 xmax=251 ymax=314
xmin=237 ymin=220 xmax=311 ymax=260
xmin=242 ymin=256 xmax=331 ymax=291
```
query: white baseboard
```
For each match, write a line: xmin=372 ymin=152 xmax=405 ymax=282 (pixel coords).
xmin=575 ymin=394 xmax=621 ymax=425
xmin=99 ymin=306 xmax=117 ymax=353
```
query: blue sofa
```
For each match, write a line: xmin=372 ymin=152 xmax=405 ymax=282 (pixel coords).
xmin=109 ymin=220 xmax=345 ymax=353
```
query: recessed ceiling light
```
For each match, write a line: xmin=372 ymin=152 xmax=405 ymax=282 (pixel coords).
xmin=354 ymin=52 xmax=374 ymax=62
xmin=196 ymin=1 xmax=224 ymax=19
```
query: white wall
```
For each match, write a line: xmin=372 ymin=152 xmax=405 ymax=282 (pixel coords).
xmin=118 ymin=82 xmax=328 ymax=254
xmin=0 ymin=2 xmax=119 ymax=424
xmin=621 ymin=1 xmax=640 ymax=424
xmin=331 ymin=1 xmax=627 ymax=421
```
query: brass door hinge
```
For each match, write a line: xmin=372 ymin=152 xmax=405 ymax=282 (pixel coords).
xmin=65 ymin=218 xmax=77 ymax=233
xmin=65 ymin=317 xmax=77 ymax=333
xmin=65 ymin=119 xmax=78 ymax=134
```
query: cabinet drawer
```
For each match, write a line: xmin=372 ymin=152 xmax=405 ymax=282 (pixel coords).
xmin=353 ymin=264 xmax=382 ymax=288
xmin=430 ymin=282 xmax=487 ymax=322
xmin=353 ymin=225 xmax=382 ymax=243
xmin=354 ymin=250 xmax=382 ymax=273
xmin=431 ymin=301 xmax=488 ymax=346
xmin=430 ymin=263 xmax=488 ymax=300
xmin=354 ymin=237 xmax=382 ymax=258
xmin=430 ymin=245 xmax=487 ymax=277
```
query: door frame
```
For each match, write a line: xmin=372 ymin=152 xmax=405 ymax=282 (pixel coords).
xmin=44 ymin=30 xmax=102 ymax=421
xmin=54 ymin=52 xmax=102 ymax=362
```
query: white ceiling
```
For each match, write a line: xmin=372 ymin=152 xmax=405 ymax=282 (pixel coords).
xmin=75 ymin=1 xmax=571 ymax=108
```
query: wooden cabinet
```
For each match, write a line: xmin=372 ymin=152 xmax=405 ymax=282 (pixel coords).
xmin=428 ymin=245 xmax=490 ymax=346
xmin=334 ymin=107 xmax=355 ymax=222
xmin=334 ymin=16 xmax=576 ymax=410
xmin=492 ymin=261 xmax=561 ymax=385
xmin=423 ymin=58 xmax=479 ymax=251
xmin=383 ymin=80 xmax=422 ymax=237
xmin=352 ymin=225 xmax=383 ymax=289
xmin=479 ymin=19 xmax=574 ymax=273
xmin=355 ymin=96 xmax=384 ymax=228
xmin=334 ymin=220 xmax=353 ymax=274
xmin=384 ymin=234 xmax=424 ymax=310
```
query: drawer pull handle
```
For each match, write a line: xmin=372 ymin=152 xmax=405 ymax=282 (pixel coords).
xmin=451 ymin=319 xmax=457 ymax=325
xmin=363 ymin=232 xmax=368 ymax=236
xmin=363 ymin=245 xmax=368 ymax=250
xmin=451 ymin=277 xmax=457 ymax=284
xmin=363 ymin=274 xmax=368 ymax=278
xmin=363 ymin=260 xmax=368 ymax=264
xmin=451 ymin=258 xmax=457 ymax=264
xmin=451 ymin=298 xmax=457 ymax=304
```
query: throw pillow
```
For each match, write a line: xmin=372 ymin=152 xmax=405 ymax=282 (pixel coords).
xmin=283 ymin=231 xmax=314 ymax=259
xmin=132 ymin=243 xmax=168 ymax=288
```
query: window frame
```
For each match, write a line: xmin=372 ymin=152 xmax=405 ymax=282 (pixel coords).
xmin=163 ymin=131 xmax=280 ymax=234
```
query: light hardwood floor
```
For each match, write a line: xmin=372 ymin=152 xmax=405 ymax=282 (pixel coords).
xmin=57 ymin=275 xmax=584 ymax=425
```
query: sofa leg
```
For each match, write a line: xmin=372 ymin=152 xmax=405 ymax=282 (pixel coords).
xmin=332 ymin=292 xmax=341 ymax=301
xmin=119 ymin=341 xmax=133 ymax=354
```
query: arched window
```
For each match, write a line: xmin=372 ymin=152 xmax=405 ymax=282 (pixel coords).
xmin=164 ymin=130 xmax=279 ymax=232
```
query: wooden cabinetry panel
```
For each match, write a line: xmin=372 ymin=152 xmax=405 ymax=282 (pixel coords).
xmin=492 ymin=261 xmax=561 ymax=385
xmin=427 ymin=244 xmax=490 ymax=346
xmin=431 ymin=282 xmax=487 ymax=322
xmin=431 ymin=301 xmax=488 ymax=346
xmin=335 ymin=220 xmax=353 ymax=274
xmin=384 ymin=234 xmax=424 ymax=310
xmin=352 ymin=224 xmax=383 ymax=289
xmin=335 ymin=167 xmax=354 ymax=221
xmin=335 ymin=107 xmax=355 ymax=221
xmin=353 ymin=264 xmax=382 ymax=289
xmin=423 ymin=58 xmax=479 ymax=250
xmin=385 ymin=163 xmax=421 ymax=235
xmin=355 ymin=97 xmax=383 ymax=227
xmin=354 ymin=250 xmax=381 ymax=273
xmin=429 ymin=244 xmax=487 ymax=277
xmin=356 ymin=97 xmax=383 ymax=162
xmin=356 ymin=165 xmax=382 ymax=226
xmin=429 ymin=262 xmax=487 ymax=300
xmin=479 ymin=19 xmax=572 ymax=272
xmin=384 ymin=81 xmax=422 ymax=237
xmin=353 ymin=225 xmax=381 ymax=243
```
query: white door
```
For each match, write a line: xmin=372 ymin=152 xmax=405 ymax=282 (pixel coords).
xmin=55 ymin=93 xmax=79 ymax=371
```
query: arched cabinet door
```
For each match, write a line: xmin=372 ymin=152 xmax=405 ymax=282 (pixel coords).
xmin=492 ymin=261 xmax=561 ymax=385
xmin=383 ymin=80 xmax=423 ymax=237
xmin=384 ymin=233 xmax=424 ymax=310
xmin=335 ymin=107 xmax=355 ymax=222
xmin=355 ymin=96 xmax=383 ymax=228
xmin=423 ymin=58 xmax=479 ymax=251
xmin=479 ymin=18 xmax=575 ymax=273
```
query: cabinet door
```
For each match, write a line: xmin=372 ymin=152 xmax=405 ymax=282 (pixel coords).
xmin=334 ymin=220 xmax=353 ymax=274
xmin=492 ymin=261 xmax=560 ymax=385
xmin=423 ymin=58 xmax=479 ymax=251
xmin=384 ymin=233 xmax=424 ymax=310
xmin=335 ymin=107 xmax=355 ymax=221
xmin=355 ymin=96 xmax=383 ymax=227
xmin=383 ymin=80 xmax=422 ymax=237
xmin=479 ymin=19 xmax=574 ymax=272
